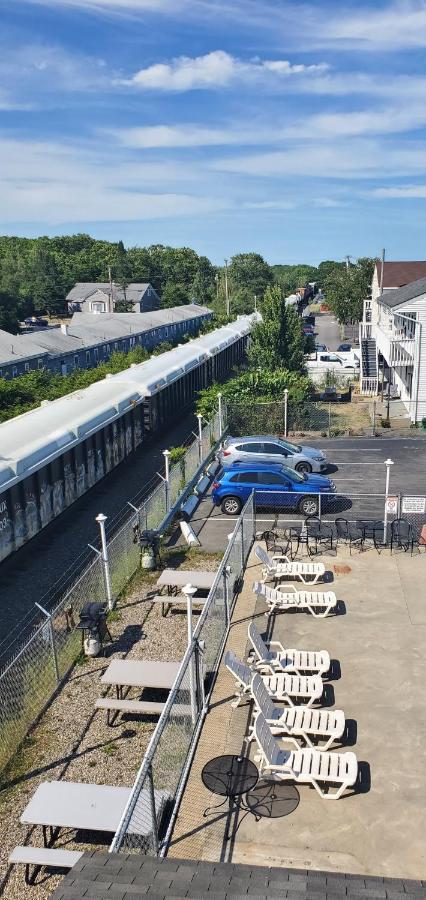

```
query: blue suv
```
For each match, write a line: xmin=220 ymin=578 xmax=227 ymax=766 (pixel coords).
xmin=212 ymin=462 xmax=336 ymax=516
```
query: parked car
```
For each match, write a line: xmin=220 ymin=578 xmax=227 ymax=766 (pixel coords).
xmin=337 ymin=343 xmax=352 ymax=352
xmin=315 ymin=343 xmax=328 ymax=352
xmin=307 ymin=351 xmax=359 ymax=371
xmin=303 ymin=324 xmax=315 ymax=335
xmin=212 ymin=462 xmax=336 ymax=516
xmin=217 ymin=435 xmax=327 ymax=473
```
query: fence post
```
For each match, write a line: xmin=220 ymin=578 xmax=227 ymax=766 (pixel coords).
xmin=183 ymin=584 xmax=198 ymax=725
xmin=35 ymin=602 xmax=60 ymax=685
xmin=223 ymin=566 xmax=230 ymax=628
xmin=96 ymin=513 xmax=114 ymax=611
xmin=163 ymin=450 xmax=171 ymax=513
xmin=383 ymin=458 xmax=394 ymax=543
xmin=196 ymin=414 xmax=203 ymax=464
xmin=372 ymin=400 xmax=377 ymax=437
xmin=218 ymin=392 xmax=223 ymax=437
xmin=317 ymin=492 xmax=322 ymax=525
xmin=284 ymin=389 xmax=288 ymax=437
xmin=147 ymin=763 xmax=159 ymax=855
xmin=328 ymin=403 xmax=331 ymax=438
xmin=194 ymin=638 xmax=206 ymax=712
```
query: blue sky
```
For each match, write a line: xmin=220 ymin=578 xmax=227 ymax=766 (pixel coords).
xmin=2 ymin=0 xmax=426 ymax=263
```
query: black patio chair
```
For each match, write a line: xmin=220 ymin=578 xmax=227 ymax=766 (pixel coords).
xmin=390 ymin=518 xmax=414 ymax=555
xmin=372 ymin=519 xmax=387 ymax=553
xmin=261 ymin=529 xmax=292 ymax=558
xmin=304 ymin=515 xmax=334 ymax=555
xmin=334 ymin=517 xmax=364 ymax=555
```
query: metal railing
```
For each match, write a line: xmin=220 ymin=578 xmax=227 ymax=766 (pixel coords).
xmin=0 ymin=410 xmax=224 ymax=774
xmin=109 ymin=492 xmax=256 ymax=855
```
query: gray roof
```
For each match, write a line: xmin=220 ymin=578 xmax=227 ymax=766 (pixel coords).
xmin=0 ymin=305 xmax=211 ymax=366
xmin=0 ymin=330 xmax=48 ymax=365
xmin=66 ymin=282 xmax=158 ymax=304
xmin=51 ymin=853 xmax=426 ymax=900
xmin=380 ymin=275 xmax=426 ymax=309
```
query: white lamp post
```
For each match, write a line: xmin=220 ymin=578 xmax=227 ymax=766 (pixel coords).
xmin=383 ymin=458 xmax=394 ymax=543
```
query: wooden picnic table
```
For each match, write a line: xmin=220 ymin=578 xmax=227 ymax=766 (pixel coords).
xmin=156 ymin=569 xmax=216 ymax=593
xmin=100 ymin=658 xmax=181 ymax=698
xmin=20 ymin=780 xmax=169 ymax=845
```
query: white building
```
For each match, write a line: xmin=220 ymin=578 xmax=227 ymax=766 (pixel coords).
xmin=360 ymin=261 xmax=426 ymax=422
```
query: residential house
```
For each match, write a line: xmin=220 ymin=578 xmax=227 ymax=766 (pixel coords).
xmin=360 ymin=264 xmax=426 ymax=422
xmin=66 ymin=282 xmax=160 ymax=314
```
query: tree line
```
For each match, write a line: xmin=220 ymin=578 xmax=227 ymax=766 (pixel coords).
xmin=0 ymin=233 xmax=374 ymax=334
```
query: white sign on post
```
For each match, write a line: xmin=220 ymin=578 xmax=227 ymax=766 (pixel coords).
xmin=401 ymin=496 xmax=426 ymax=514
xmin=385 ymin=496 xmax=398 ymax=516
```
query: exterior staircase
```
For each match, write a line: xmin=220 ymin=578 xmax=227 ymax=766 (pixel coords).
xmin=359 ymin=324 xmax=378 ymax=395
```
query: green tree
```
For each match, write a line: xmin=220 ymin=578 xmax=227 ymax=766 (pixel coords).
xmin=0 ymin=290 xmax=21 ymax=333
xmin=324 ymin=258 xmax=374 ymax=324
xmin=248 ymin=285 xmax=285 ymax=370
xmin=282 ymin=304 xmax=305 ymax=372
xmin=229 ymin=252 xmax=273 ymax=300
xmin=161 ymin=282 xmax=189 ymax=308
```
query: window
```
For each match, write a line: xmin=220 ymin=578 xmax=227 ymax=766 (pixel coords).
xmin=74 ymin=355 xmax=79 ymax=366
xmin=86 ymin=351 xmax=91 ymax=364
xmin=258 ymin=471 xmax=287 ymax=485
xmin=263 ymin=443 xmax=288 ymax=456
xmin=114 ymin=342 xmax=118 ymax=350
xmin=12 ymin=367 xmax=18 ymax=377
xmin=38 ymin=358 xmax=43 ymax=369
xmin=240 ymin=442 xmax=263 ymax=452
xmin=24 ymin=363 xmax=30 ymax=372
xmin=229 ymin=472 xmax=258 ymax=483
xmin=94 ymin=348 xmax=99 ymax=361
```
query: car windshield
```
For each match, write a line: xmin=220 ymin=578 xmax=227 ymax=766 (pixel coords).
xmin=279 ymin=439 xmax=302 ymax=453
xmin=280 ymin=466 xmax=305 ymax=484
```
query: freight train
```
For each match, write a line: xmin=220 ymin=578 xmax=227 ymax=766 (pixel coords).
xmin=0 ymin=316 xmax=255 ymax=563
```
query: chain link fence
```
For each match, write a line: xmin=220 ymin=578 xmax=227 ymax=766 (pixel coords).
xmin=0 ymin=409 xmax=225 ymax=774
xmin=109 ymin=492 xmax=255 ymax=856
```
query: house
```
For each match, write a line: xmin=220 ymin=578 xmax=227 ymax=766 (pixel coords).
xmin=66 ymin=282 xmax=160 ymax=314
xmin=0 ymin=305 xmax=212 ymax=379
xmin=360 ymin=264 xmax=426 ymax=422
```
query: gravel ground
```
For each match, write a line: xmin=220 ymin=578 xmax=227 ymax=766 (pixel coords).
xmin=0 ymin=547 xmax=222 ymax=900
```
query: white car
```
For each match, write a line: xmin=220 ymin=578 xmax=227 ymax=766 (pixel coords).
xmin=307 ymin=351 xmax=359 ymax=371
xmin=217 ymin=435 xmax=328 ymax=474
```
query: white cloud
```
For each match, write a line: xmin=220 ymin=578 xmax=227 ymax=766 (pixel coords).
xmin=213 ymin=140 xmax=426 ymax=180
xmin=374 ymin=185 xmax=426 ymax=198
xmin=123 ymin=50 xmax=328 ymax=91
xmin=0 ymin=137 xmax=228 ymax=223
xmin=319 ymin=1 xmax=426 ymax=50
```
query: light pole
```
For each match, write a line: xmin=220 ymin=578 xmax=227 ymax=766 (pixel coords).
xmin=224 ymin=259 xmax=230 ymax=318
xmin=163 ymin=449 xmax=171 ymax=511
xmin=383 ymin=457 xmax=394 ymax=543
xmin=96 ymin=513 xmax=113 ymax=609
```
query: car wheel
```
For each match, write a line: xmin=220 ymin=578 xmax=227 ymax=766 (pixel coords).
xmin=221 ymin=496 xmax=242 ymax=516
xmin=298 ymin=496 xmax=318 ymax=516
xmin=295 ymin=461 xmax=312 ymax=474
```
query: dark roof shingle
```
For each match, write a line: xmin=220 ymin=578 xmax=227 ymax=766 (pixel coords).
xmin=379 ymin=275 xmax=426 ymax=308
xmin=377 ymin=261 xmax=426 ymax=289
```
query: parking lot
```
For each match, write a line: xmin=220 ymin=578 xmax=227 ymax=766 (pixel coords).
xmin=191 ymin=436 xmax=426 ymax=551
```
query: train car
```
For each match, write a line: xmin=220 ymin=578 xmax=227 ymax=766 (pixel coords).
xmin=0 ymin=316 xmax=255 ymax=563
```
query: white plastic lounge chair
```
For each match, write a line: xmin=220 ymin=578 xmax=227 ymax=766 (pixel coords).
xmin=247 ymin=621 xmax=330 ymax=677
xmin=255 ymin=545 xmax=325 ymax=585
xmin=253 ymin=582 xmax=337 ymax=618
xmin=224 ymin=650 xmax=323 ymax=708
xmin=250 ymin=674 xmax=345 ymax=751
xmin=253 ymin=712 xmax=357 ymax=799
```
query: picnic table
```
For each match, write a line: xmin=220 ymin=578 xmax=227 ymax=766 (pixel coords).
xmin=156 ymin=569 xmax=216 ymax=593
xmin=101 ymin=658 xmax=181 ymax=698
xmin=20 ymin=780 xmax=168 ymax=846
xmin=154 ymin=569 xmax=216 ymax=616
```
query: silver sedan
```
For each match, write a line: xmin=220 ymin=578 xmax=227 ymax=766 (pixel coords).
xmin=217 ymin=435 xmax=327 ymax=474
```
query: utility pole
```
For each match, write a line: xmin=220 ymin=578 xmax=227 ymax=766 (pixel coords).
xmin=224 ymin=259 xmax=230 ymax=318
xmin=379 ymin=248 xmax=385 ymax=296
xmin=215 ymin=272 xmax=219 ymax=302
xmin=108 ymin=266 xmax=114 ymax=313
xmin=254 ymin=294 xmax=257 ymax=313
xmin=344 ymin=255 xmax=351 ymax=270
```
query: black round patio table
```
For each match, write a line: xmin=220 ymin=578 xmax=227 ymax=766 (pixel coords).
xmin=245 ymin=779 xmax=300 ymax=819
xmin=202 ymin=754 xmax=258 ymax=837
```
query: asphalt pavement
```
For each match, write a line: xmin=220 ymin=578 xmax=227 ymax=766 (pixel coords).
xmin=312 ymin=311 xmax=342 ymax=351
xmin=190 ymin=435 xmax=426 ymax=552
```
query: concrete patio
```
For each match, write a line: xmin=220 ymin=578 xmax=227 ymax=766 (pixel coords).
xmin=168 ymin=541 xmax=426 ymax=881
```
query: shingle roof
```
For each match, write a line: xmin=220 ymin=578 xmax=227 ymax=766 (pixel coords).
xmin=377 ymin=260 xmax=426 ymax=289
xmin=50 ymin=852 xmax=426 ymax=900
xmin=379 ymin=275 xmax=426 ymax=308
xmin=0 ymin=330 xmax=48 ymax=365
xmin=66 ymin=282 xmax=158 ymax=304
